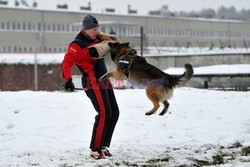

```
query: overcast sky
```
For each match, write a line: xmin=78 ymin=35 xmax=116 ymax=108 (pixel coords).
xmin=9 ymin=0 xmax=250 ymax=15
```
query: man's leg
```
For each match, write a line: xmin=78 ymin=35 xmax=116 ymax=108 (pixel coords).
xmin=102 ymin=88 xmax=119 ymax=148
xmin=85 ymin=88 xmax=113 ymax=151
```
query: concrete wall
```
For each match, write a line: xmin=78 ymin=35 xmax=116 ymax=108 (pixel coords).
xmin=0 ymin=64 xmax=80 ymax=91
xmin=186 ymin=76 xmax=250 ymax=89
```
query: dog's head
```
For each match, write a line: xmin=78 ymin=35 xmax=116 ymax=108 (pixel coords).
xmin=108 ymin=42 xmax=137 ymax=61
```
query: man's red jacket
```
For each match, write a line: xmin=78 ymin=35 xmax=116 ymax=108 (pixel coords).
xmin=61 ymin=30 xmax=108 ymax=89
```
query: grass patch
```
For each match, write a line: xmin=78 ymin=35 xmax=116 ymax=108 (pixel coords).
xmin=241 ymin=146 xmax=250 ymax=156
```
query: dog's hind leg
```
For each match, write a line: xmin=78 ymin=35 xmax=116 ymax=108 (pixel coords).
xmin=159 ymin=100 xmax=169 ymax=116
xmin=145 ymin=98 xmax=160 ymax=115
xmin=145 ymin=88 xmax=160 ymax=115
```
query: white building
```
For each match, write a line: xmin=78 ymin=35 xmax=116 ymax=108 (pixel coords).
xmin=1 ymin=6 xmax=250 ymax=53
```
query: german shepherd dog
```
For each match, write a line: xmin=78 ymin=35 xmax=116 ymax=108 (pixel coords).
xmin=101 ymin=42 xmax=193 ymax=116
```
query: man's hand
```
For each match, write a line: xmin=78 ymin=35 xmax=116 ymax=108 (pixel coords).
xmin=64 ymin=79 xmax=75 ymax=91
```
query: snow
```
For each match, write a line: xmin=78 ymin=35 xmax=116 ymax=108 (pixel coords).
xmin=0 ymin=53 xmax=64 ymax=65
xmin=1 ymin=88 xmax=250 ymax=166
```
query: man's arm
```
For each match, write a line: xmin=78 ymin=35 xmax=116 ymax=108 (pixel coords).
xmin=61 ymin=43 xmax=81 ymax=81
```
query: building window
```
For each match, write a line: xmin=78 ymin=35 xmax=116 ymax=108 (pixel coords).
xmin=28 ymin=22 xmax=32 ymax=30
xmin=38 ymin=23 xmax=41 ymax=31
xmin=23 ymin=22 xmax=26 ymax=30
xmin=66 ymin=24 xmax=70 ymax=31
xmin=1 ymin=21 xmax=5 ymax=29
xmin=17 ymin=22 xmax=21 ymax=30
xmin=13 ymin=46 xmax=17 ymax=52
xmin=57 ymin=24 xmax=61 ymax=31
xmin=7 ymin=46 xmax=11 ymax=52
xmin=41 ymin=23 xmax=45 ymax=31
xmin=72 ymin=25 xmax=75 ymax=32
xmin=47 ymin=24 xmax=51 ymax=31
xmin=12 ymin=22 xmax=16 ymax=30
xmin=52 ymin=23 xmax=56 ymax=31
xmin=6 ymin=21 xmax=10 ymax=29
xmin=31 ymin=23 xmax=36 ymax=31
xmin=61 ymin=24 xmax=65 ymax=31
xmin=2 ymin=46 xmax=6 ymax=52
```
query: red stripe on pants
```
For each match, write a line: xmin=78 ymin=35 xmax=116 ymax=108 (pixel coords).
xmin=89 ymin=71 xmax=106 ymax=149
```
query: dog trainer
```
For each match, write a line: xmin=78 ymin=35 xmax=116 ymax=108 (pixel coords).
xmin=61 ymin=15 xmax=120 ymax=159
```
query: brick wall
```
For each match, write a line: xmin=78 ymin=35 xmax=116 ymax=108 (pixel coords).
xmin=0 ymin=64 xmax=80 ymax=91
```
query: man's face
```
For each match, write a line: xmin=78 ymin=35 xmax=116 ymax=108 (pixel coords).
xmin=85 ymin=27 xmax=100 ymax=40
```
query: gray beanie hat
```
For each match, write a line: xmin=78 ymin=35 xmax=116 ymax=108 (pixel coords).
xmin=82 ymin=15 xmax=99 ymax=30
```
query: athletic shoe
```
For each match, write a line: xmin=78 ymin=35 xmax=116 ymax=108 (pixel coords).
xmin=101 ymin=147 xmax=113 ymax=157
xmin=89 ymin=151 xmax=104 ymax=160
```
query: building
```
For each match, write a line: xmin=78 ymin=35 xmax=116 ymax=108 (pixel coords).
xmin=1 ymin=6 xmax=250 ymax=91
xmin=1 ymin=6 xmax=250 ymax=53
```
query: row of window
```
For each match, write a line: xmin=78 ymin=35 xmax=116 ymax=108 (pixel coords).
xmin=0 ymin=45 xmax=66 ymax=53
xmin=1 ymin=21 xmax=250 ymax=40
xmin=102 ymin=25 xmax=250 ymax=40
xmin=0 ymin=21 xmax=82 ymax=33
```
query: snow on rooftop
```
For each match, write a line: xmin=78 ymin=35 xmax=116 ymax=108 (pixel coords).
xmin=165 ymin=64 xmax=250 ymax=75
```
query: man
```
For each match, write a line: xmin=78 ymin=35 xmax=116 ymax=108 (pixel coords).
xmin=61 ymin=15 xmax=120 ymax=159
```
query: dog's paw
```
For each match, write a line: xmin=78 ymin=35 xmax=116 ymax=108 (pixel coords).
xmin=159 ymin=112 xmax=165 ymax=116
xmin=145 ymin=111 xmax=153 ymax=116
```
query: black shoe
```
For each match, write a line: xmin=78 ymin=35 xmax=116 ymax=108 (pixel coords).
xmin=101 ymin=147 xmax=113 ymax=157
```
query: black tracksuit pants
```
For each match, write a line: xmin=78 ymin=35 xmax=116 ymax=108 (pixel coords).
xmin=85 ymin=80 xmax=119 ymax=151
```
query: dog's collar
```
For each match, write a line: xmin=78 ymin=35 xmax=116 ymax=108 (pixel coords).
xmin=119 ymin=60 xmax=129 ymax=64
xmin=118 ymin=53 xmax=138 ymax=78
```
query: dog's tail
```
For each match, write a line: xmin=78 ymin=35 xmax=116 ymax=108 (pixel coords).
xmin=174 ymin=63 xmax=193 ymax=86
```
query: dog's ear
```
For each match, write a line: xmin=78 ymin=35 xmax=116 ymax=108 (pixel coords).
xmin=123 ymin=42 xmax=130 ymax=47
xmin=108 ymin=42 xmax=119 ymax=48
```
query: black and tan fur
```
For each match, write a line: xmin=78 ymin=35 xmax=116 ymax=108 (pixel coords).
xmin=101 ymin=42 xmax=194 ymax=116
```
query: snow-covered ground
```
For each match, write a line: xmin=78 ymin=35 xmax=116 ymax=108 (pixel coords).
xmin=1 ymin=88 xmax=250 ymax=166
